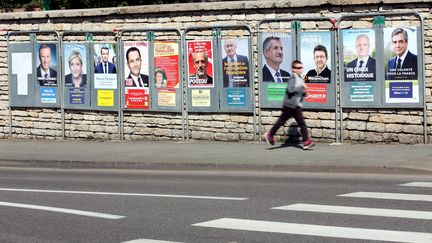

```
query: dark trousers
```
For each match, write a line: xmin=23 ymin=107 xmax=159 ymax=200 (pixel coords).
xmin=269 ymin=106 xmax=309 ymax=142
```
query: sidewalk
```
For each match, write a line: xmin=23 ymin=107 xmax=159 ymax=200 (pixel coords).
xmin=0 ymin=138 xmax=431 ymax=174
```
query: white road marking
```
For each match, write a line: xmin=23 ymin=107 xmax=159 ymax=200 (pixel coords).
xmin=272 ymin=203 xmax=432 ymax=220
xmin=400 ymin=182 xmax=432 ymax=188
xmin=0 ymin=201 xmax=125 ymax=219
xmin=122 ymin=239 xmax=183 ymax=243
xmin=193 ymin=218 xmax=432 ymax=242
xmin=338 ymin=192 xmax=432 ymax=202
xmin=0 ymin=188 xmax=247 ymax=201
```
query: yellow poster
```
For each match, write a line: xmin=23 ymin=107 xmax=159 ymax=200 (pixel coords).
xmin=191 ymin=89 xmax=211 ymax=107
xmin=97 ymin=90 xmax=114 ymax=107
xmin=158 ymin=88 xmax=176 ymax=107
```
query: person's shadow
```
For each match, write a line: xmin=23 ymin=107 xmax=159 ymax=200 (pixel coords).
xmin=266 ymin=125 xmax=303 ymax=150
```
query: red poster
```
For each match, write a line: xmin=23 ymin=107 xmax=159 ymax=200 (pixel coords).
xmin=305 ymin=84 xmax=327 ymax=103
xmin=154 ymin=41 xmax=179 ymax=89
xmin=125 ymin=88 xmax=150 ymax=109
xmin=187 ymin=40 xmax=214 ymax=88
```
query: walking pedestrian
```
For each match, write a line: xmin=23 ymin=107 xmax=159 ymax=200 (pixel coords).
xmin=264 ymin=60 xmax=316 ymax=150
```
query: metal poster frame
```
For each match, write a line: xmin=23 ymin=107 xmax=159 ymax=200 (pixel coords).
xmin=6 ymin=30 xmax=61 ymax=137
xmin=118 ymin=28 xmax=184 ymax=140
xmin=183 ymin=25 xmax=256 ymax=141
xmin=338 ymin=11 xmax=427 ymax=144
xmin=257 ymin=17 xmax=339 ymax=143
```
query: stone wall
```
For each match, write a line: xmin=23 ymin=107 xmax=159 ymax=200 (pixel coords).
xmin=0 ymin=0 xmax=431 ymax=144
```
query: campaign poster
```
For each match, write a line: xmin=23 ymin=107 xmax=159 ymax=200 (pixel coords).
xmin=36 ymin=43 xmax=58 ymax=87
xmin=93 ymin=43 xmax=117 ymax=89
xmin=68 ymin=88 xmax=85 ymax=105
xmin=40 ymin=87 xmax=57 ymax=103
xmin=385 ymin=80 xmax=419 ymax=103
xmin=384 ymin=27 xmax=419 ymax=104
xmin=342 ymin=29 xmax=376 ymax=82
xmin=64 ymin=44 xmax=87 ymax=88
xmin=187 ymin=40 xmax=214 ymax=88
xmin=301 ymin=32 xmax=332 ymax=84
xmin=305 ymin=84 xmax=327 ymax=103
xmin=226 ymin=89 xmax=246 ymax=106
xmin=191 ymin=89 xmax=211 ymax=107
xmin=154 ymin=41 xmax=179 ymax=107
xmin=267 ymin=83 xmax=287 ymax=102
xmin=260 ymin=32 xmax=292 ymax=83
xmin=97 ymin=90 xmax=114 ymax=107
xmin=221 ymin=38 xmax=250 ymax=88
xmin=124 ymin=41 xmax=150 ymax=109
xmin=350 ymin=82 xmax=374 ymax=102
xmin=157 ymin=89 xmax=176 ymax=107
xmin=154 ymin=41 xmax=180 ymax=89
xmin=12 ymin=52 xmax=32 ymax=95
xmin=125 ymin=88 xmax=149 ymax=109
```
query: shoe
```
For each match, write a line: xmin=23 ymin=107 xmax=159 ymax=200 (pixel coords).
xmin=302 ymin=140 xmax=316 ymax=150
xmin=264 ymin=132 xmax=275 ymax=145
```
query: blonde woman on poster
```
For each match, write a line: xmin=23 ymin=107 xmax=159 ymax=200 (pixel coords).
xmin=65 ymin=51 xmax=86 ymax=88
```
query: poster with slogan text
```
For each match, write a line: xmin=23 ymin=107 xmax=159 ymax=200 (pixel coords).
xmin=384 ymin=27 xmax=419 ymax=104
xmin=124 ymin=41 xmax=150 ymax=109
xmin=154 ymin=41 xmax=179 ymax=107
xmin=187 ymin=40 xmax=214 ymax=88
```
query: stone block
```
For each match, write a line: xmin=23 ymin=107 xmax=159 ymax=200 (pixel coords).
xmin=366 ymin=122 xmax=386 ymax=132
xmin=346 ymin=121 xmax=366 ymax=130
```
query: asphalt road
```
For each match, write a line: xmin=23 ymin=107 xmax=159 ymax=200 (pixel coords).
xmin=0 ymin=168 xmax=431 ymax=243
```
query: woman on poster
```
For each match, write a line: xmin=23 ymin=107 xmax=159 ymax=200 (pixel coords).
xmin=65 ymin=51 xmax=87 ymax=87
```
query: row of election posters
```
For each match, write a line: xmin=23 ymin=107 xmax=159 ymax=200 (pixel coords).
xmin=342 ymin=27 xmax=419 ymax=104
xmin=31 ymin=41 xmax=181 ymax=109
xmin=12 ymin=26 xmax=421 ymax=110
xmin=259 ymin=26 xmax=420 ymax=108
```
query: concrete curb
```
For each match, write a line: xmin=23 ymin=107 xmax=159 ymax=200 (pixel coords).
xmin=1 ymin=159 xmax=431 ymax=175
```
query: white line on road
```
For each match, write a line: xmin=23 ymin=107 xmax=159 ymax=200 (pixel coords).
xmin=122 ymin=239 xmax=183 ymax=243
xmin=0 ymin=201 xmax=125 ymax=219
xmin=0 ymin=188 xmax=247 ymax=201
xmin=193 ymin=218 xmax=432 ymax=243
xmin=400 ymin=182 xmax=432 ymax=188
xmin=338 ymin=192 xmax=432 ymax=202
xmin=272 ymin=203 xmax=432 ymax=220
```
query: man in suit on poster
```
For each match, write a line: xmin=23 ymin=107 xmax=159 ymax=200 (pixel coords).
xmin=95 ymin=47 xmax=117 ymax=74
xmin=222 ymin=39 xmax=250 ymax=88
xmin=36 ymin=44 xmax=58 ymax=86
xmin=345 ymin=34 xmax=376 ymax=82
xmin=262 ymin=36 xmax=290 ymax=83
xmin=386 ymin=28 xmax=418 ymax=80
xmin=124 ymin=47 xmax=149 ymax=87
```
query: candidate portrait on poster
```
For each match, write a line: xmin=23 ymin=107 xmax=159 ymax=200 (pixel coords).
xmin=384 ymin=27 xmax=418 ymax=80
xmin=261 ymin=33 xmax=292 ymax=83
xmin=343 ymin=29 xmax=376 ymax=82
xmin=36 ymin=43 xmax=58 ymax=87
xmin=221 ymin=38 xmax=250 ymax=88
xmin=94 ymin=44 xmax=117 ymax=74
xmin=301 ymin=32 xmax=332 ymax=83
xmin=124 ymin=42 xmax=149 ymax=88
xmin=64 ymin=44 xmax=87 ymax=88
xmin=187 ymin=40 xmax=214 ymax=88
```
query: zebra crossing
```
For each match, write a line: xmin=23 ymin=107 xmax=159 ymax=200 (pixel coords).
xmin=193 ymin=181 xmax=432 ymax=242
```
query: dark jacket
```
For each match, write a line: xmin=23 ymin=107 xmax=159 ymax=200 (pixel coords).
xmin=95 ymin=62 xmax=117 ymax=74
xmin=262 ymin=64 xmax=290 ymax=82
xmin=65 ymin=74 xmax=87 ymax=87
xmin=125 ymin=73 xmax=149 ymax=87
xmin=36 ymin=66 xmax=58 ymax=86
xmin=222 ymin=54 xmax=250 ymax=87
xmin=345 ymin=56 xmax=376 ymax=81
